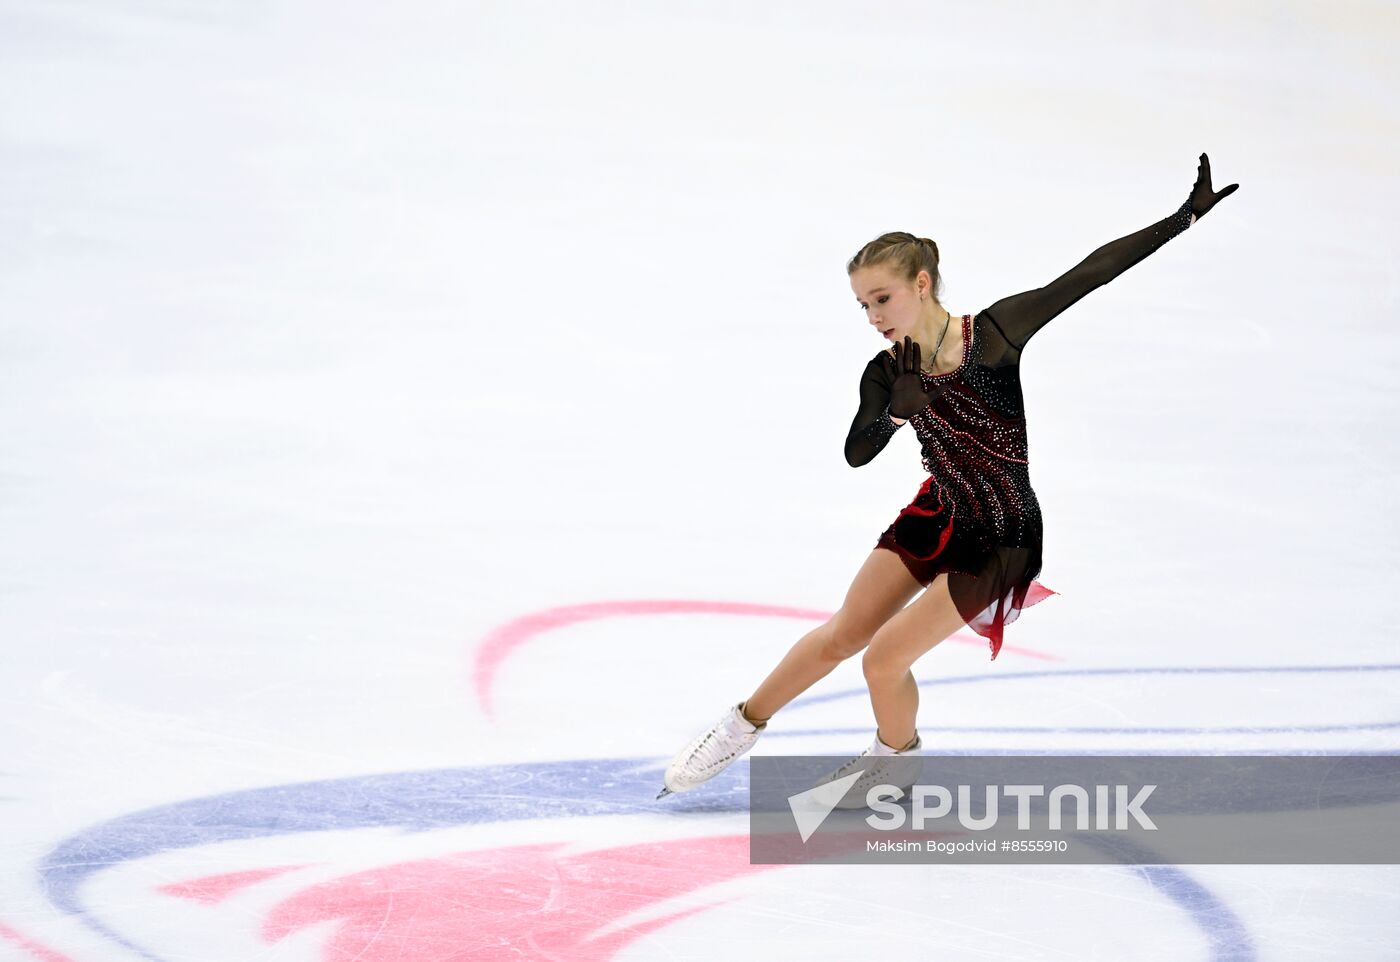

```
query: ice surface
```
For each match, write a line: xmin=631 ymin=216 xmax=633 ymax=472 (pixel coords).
xmin=1 ymin=1 xmax=1398 ymax=959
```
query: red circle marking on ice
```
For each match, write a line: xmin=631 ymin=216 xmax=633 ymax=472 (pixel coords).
xmin=472 ymin=598 xmax=1063 ymax=721
xmin=263 ymin=835 xmax=775 ymax=962
xmin=0 ymin=920 xmax=81 ymax=962
xmin=159 ymin=865 xmax=310 ymax=905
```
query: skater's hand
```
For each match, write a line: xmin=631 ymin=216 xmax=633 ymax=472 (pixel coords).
xmin=883 ymin=336 xmax=949 ymax=420
xmin=1188 ymin=152 xmax=1239 ymax=221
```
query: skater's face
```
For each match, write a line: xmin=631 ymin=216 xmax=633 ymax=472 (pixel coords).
xmin=852 ymin=265 xmax=924 ymax=341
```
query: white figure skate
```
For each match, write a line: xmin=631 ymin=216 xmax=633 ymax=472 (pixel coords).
xmin=657 ymin=702 xmax=766 ymax=799
xmin=814 ymin=731 xmax=923 ymax=810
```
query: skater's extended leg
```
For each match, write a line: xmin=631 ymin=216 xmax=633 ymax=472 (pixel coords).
xmin=742 ymin=548 xmax=921 ymax=723
xmin=861 ymin=571 xmax=967 ymax=750
xmin=659 ymin=550 xmax=923 ymax=798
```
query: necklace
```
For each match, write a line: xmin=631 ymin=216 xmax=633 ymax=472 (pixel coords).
xmin=921 ymin=310 xmax=952 ymax=374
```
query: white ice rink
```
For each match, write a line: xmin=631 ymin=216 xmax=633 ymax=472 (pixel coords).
xmin=2 ymin=1 xmax=1398 ymax=959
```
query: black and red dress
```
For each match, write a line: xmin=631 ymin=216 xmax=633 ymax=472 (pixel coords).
xmin=845 ymin=199 xmax=1195 ymax=660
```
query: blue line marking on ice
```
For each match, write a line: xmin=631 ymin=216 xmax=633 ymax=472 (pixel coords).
xmin=44 ymin=662 xmax=1398 ymax=961
xmin=784 ymin=664 xmax=1400 ymax=734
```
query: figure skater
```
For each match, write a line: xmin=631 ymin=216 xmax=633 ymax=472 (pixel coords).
xmin=658 ymin=153 xmax=1238 ymax=801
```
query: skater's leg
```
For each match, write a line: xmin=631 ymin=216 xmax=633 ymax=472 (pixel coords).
xmin=861 ymin=572 xmax=967 ymax=750
xmin=742 ymin=548 xmax=921 ymax=723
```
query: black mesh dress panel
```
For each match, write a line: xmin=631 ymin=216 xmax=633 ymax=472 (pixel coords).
xmin=844 ymin=200 xmax=1194 ymax=659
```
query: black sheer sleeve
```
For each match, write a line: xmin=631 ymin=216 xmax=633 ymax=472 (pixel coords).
xmin=845 ymin=352 xmax=905 ymax=467
xmin=980 ymin=199 xmax=1194 ymax=359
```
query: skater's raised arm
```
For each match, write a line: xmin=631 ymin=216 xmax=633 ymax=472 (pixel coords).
xmin=981 ymin=154 xmax=1238 ymax=357
xmin=845 ymin=353 xmax=904 ymax=467
xmin=980 ymin=202 xmax=1193 ymax=354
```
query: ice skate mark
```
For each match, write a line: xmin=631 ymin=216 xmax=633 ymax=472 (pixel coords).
xmin=41 ymin=752 xmax=1384 ymax=962
xmin=39 ymin=760 xmax=752 ymax=962
xmin=1089 ymin=843 xmax=1257 ymax=962
xmin=471 ymin=599 xmax=1064 ymax=721
xmin=263 ymin=836 xmax=777 ymax=962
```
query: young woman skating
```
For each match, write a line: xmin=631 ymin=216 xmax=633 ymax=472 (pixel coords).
xmin=659 ymin=153 xmax=1238 ymax=801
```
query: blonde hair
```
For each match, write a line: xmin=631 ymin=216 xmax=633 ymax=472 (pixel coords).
xmin=847 ymin=232 xmax=943 ymax=301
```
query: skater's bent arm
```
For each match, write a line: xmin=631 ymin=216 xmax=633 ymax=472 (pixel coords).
xmin=845 ymin=355 xmax=905 ymax=467
xmin=981 ymin=199 xmax=1195 ymax=354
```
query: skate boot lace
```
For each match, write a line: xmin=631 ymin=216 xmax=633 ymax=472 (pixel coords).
xmin=822 ymin=737 xmax=922 ymax=799
xmin=680 ymin=716 xmax=756 ymax=778
xmin=685 ymin=726 xmax=744 ymax=776
xmin=829 ymin=748 xmax=876 ymax=783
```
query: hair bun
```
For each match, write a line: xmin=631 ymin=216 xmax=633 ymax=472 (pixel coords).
xmin=846 ymin=231 xmax=944 ymax=303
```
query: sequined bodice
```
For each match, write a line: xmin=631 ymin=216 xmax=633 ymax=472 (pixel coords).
xmin=907 ymin=313 xmax=1030 ymax=473
xmin=877 ymin=314 xmax=1036 ymax=545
